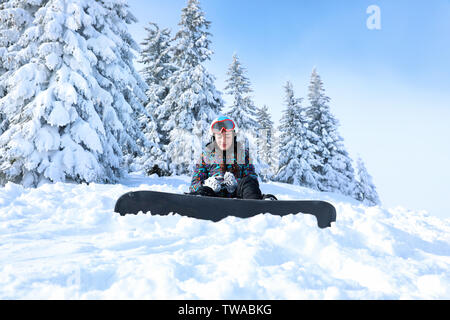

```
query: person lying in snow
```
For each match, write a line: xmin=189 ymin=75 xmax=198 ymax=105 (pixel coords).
xmin=189 ymin=116 xmax=277 ymax=200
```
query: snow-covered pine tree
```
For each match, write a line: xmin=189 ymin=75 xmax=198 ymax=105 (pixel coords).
xmin=0 ymin=0 xmax=148 ymax=187
xmin=224 ymin=53 xmax=259 ymax=132
xmin=139 ymin=23 xmax=174 ymax=87
xmin=139 ymin=22 xmax=174 ymax=146
xmin=275 ymin=81 xmax=320 ymax=188
xmin=0 ymin=0 xmax=38 ymax=135
xmin=355 ymin=156 xmax=381 ymax=206
xmin=136 ymin=115 xmax=168 ymax=176
xmin=306 ymin=68 xmax=356 ymax=196
xmin=137 ymin=22 xmax=175 ymax=176
xmin=255 ymin=105 xmax=277 ymax=182
xmin=223 ymin=53 xmax=262 ymax=175
xmin=160 ymin=0 xmax=223 ymax=175
xmin=0 ymin=0 xmax=35 ymax=76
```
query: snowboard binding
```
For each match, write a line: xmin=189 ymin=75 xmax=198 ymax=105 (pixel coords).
xmin=262 ymin=194 xmax=278 ymax=201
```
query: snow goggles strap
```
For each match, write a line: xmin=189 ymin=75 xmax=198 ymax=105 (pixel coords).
xmin=211 ymin=119 xmax=235 ymax=133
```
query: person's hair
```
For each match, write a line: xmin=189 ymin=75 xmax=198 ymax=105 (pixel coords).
xmin=206 ymin=131 xmax=241 ymax=176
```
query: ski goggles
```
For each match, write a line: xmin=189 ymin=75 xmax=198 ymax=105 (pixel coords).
xmin=211 ymin=118 xmax=235 ymax=134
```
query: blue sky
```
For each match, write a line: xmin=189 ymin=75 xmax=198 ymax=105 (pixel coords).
xmin=126 ymin=0 xmax=450 ymax=219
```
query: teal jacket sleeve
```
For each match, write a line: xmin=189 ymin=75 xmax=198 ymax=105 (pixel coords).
xmin=241 ymin=147 xmax=258 ymax=180
xmin=189 ymin=153 xmax=209 ymax=193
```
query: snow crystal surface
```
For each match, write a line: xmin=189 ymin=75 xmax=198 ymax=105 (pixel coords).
xmin=0 ymin=173 xmax=449 ymax=299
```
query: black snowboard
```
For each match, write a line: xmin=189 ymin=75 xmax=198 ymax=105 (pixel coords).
xmin=114 ymin=190 xmax=336 ymax=229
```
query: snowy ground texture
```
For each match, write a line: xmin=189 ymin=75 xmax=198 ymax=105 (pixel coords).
xmin=1 ymin=173 xmax=449 ymax=299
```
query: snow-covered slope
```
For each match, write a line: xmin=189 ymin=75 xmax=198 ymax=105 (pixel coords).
xmin=0 ymin=173 xmax=449 ymax=299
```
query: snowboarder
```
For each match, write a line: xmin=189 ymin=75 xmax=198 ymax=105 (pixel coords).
xmin=189 ymin=116 xmax=277 ymax=200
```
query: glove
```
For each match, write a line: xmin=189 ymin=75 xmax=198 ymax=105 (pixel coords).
xmin=223 ymin=172 xmax=238 ymax=193
xmin=203 ymin=176 xmax=223 ymax=193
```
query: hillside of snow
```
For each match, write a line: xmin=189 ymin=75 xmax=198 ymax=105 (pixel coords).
xmin=0 ymin=173 xmax=449 ymax=299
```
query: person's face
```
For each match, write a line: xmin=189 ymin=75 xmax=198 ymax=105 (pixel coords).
xmin=214 ymin=130 xmax=234 ymax=151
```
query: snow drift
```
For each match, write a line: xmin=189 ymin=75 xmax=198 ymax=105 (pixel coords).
xmin=0 ymin=173 xmax=449 ymax=299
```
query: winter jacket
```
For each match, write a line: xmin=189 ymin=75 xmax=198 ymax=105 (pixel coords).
xmin=189 ymin=139 xmax=258 ymax=198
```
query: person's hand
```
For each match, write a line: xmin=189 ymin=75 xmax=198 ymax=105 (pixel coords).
xmin=203 ymin=176 xmax=223 ymax=193
xmin=223 ymin=172 xmax=238 ymax=193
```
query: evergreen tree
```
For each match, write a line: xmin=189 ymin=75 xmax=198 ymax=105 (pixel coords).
xmin=0 ymin=0 xmax=38 ymax=135
xmin=139 ymin=23 xmax=174 ymax=87
xmin=0 ymin=0 xmax=147 ymax=187
xmin=255 ymin=105 xmax=277 ymax=182
xmin=355 ymin=156 xmax=381 ymax=206
xmin=224 ymin=53 xmax=262 ymax=176
xmin=137 ymin=22 xmax=175 ymax=176
xmin=139 ymin=22 xmax=174 ymax=146
xmin=275 ymin=81 xmax=320 ymax=188
xmin=0 ymin=0 xmax=35 ymax=75
xmin=137 ymin=114 xmax=168 ymax=176
xmin=224 ymin=53 xmax=258 ymax=132
xmin=159 ymin=0 xmax=223 ymax=175
xmin=306 ymin=68 xmax=356 ymax=195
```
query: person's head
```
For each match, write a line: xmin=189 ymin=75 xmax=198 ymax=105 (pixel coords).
xmin=210 ymin=116 xmax=237 ymax=151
